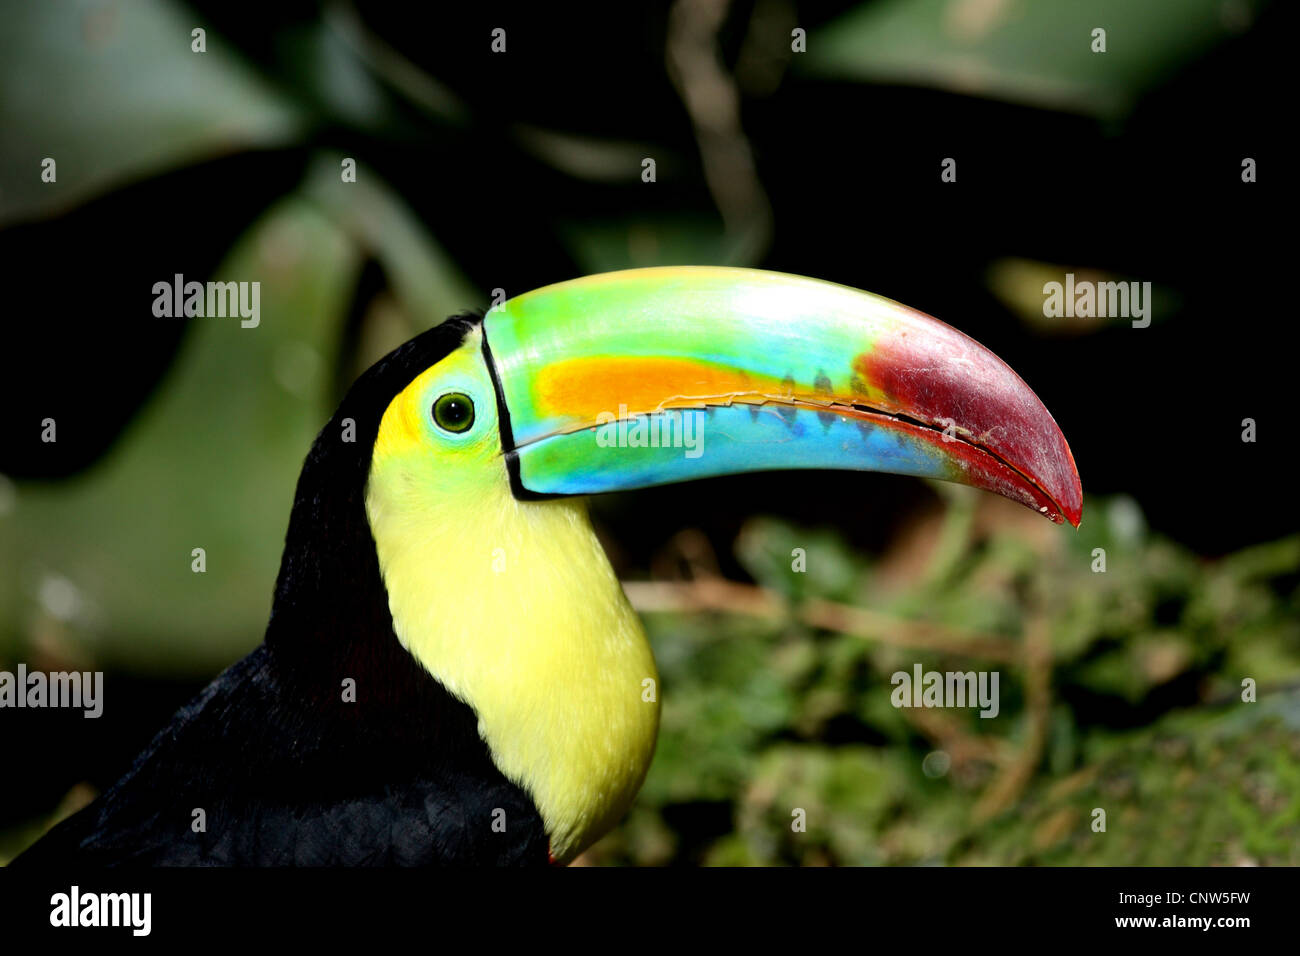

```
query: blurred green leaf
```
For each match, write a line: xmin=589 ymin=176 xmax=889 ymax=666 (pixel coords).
xmin=0 ymin=0 xmax=305 ymax=225
xmin=0 ymin=199 xmax=355 ymax=672
xmin=803 ymin=0 xmax=1267 ymax=119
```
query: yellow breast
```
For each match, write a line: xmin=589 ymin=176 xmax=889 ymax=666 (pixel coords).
xmin=366 ymin=344 xmax=660 ymax=862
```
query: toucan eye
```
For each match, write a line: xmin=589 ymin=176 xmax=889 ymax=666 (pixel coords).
xmin=432 ymin=393 xmax=475 ymax=433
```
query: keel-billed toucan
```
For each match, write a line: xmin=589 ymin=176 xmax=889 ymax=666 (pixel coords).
xmin=15 ymin=267 xmax=1081 ymax=866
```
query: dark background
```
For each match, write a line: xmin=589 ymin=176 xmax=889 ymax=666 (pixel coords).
xmin=1 ymin=0 xmax=1295 ymax=865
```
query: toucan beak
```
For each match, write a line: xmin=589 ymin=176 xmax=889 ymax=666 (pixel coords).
xmin=482 ymin=267 xmax=1082 ymax=527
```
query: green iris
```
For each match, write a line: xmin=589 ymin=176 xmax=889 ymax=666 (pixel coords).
xmin=432 ymin=393 xmax=475 ymax=433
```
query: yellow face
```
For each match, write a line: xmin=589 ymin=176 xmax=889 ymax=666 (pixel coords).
xmin=365 ymin=326 xmax=660 ymax=863
xmin=370 ymin=328 xmax=505 ymax=499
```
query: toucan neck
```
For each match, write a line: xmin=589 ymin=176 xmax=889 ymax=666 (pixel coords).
xmin=363 ymin=458 xmax=661 ymax=863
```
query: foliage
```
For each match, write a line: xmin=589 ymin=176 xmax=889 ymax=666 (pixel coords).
xmin=585 ymin=492 xmax=1300 ymax=865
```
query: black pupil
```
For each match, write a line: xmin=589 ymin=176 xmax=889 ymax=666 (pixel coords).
xmin=435 ymin=394 xmax=473 ymax=431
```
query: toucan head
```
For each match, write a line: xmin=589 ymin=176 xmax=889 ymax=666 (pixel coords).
xmin=292 ymin=265 xmax=1080 ymax=864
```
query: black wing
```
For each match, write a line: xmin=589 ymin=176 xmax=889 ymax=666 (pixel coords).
xmin=13 ymin=644 xmax=550 ymax=866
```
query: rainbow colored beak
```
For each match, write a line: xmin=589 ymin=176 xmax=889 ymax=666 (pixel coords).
xmin=482 ymin=267 xmax=1081 ymax=526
